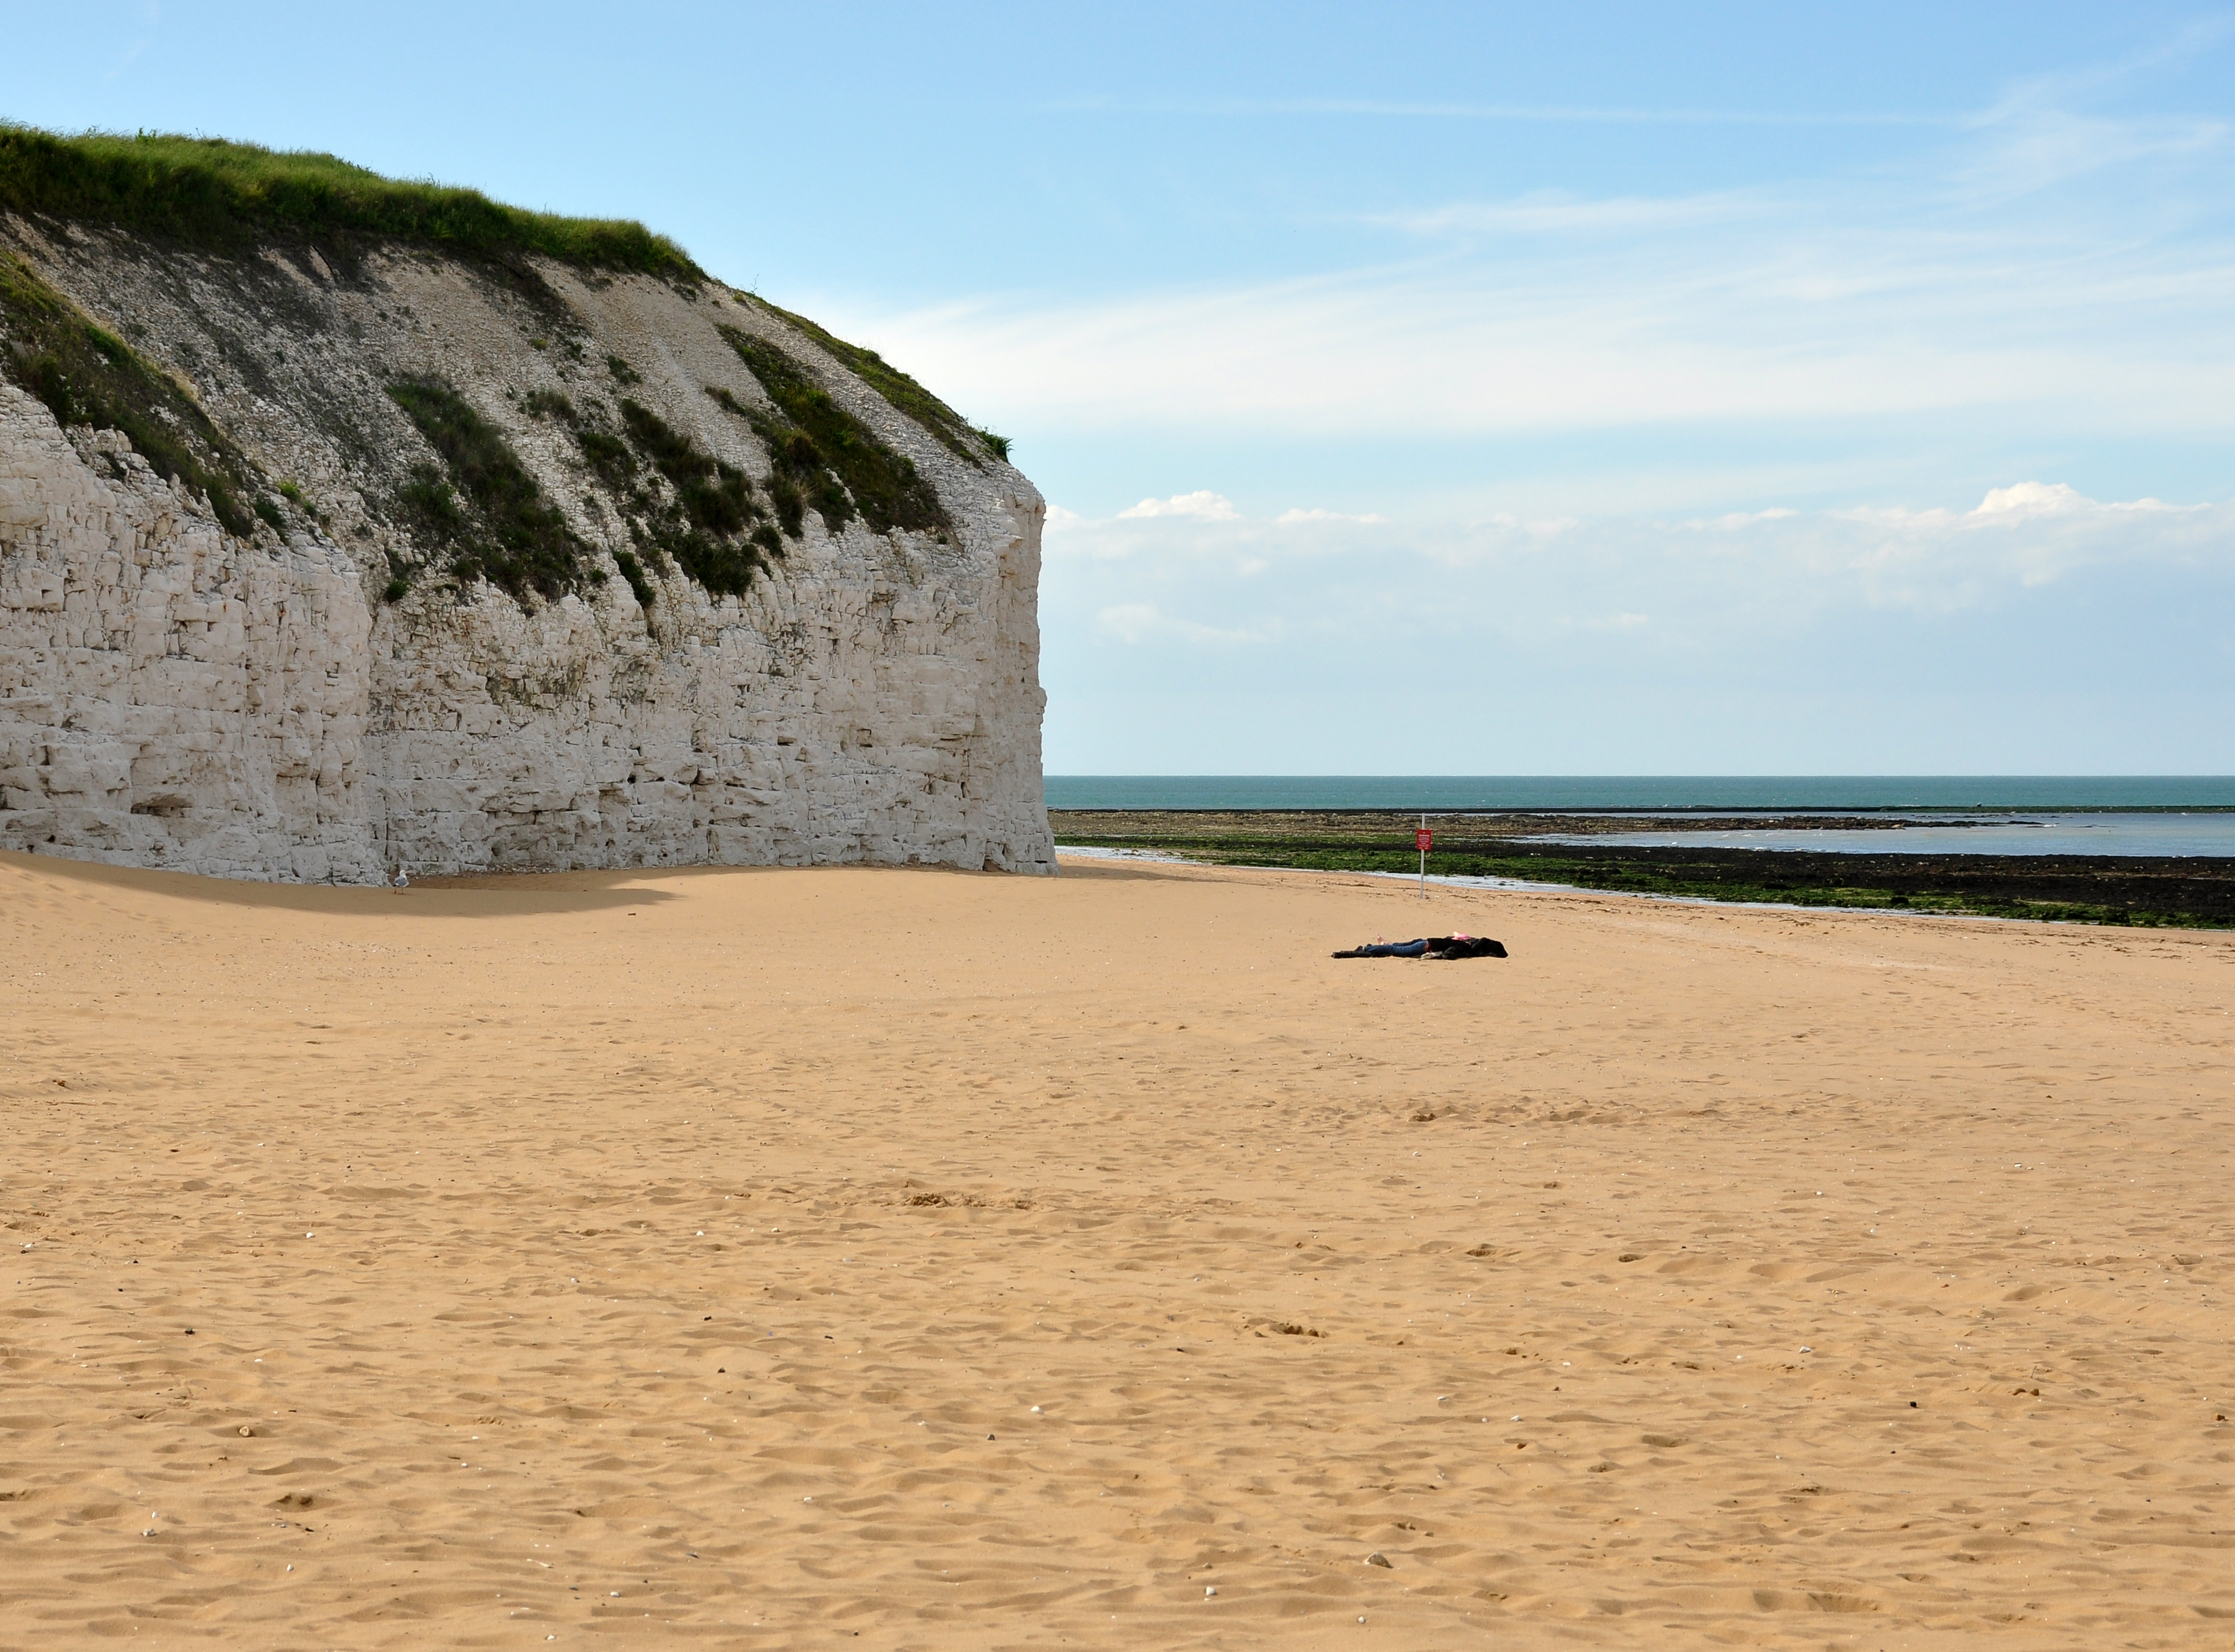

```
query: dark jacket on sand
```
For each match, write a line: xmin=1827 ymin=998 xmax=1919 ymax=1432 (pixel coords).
xmin=1332 ymin=936 xmax=1507 ymax=960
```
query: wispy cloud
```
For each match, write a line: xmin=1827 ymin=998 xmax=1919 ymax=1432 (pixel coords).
xmin=804 ymin=69 xmax=2235 ymax=459
xmin=1369 ymin=189 xmax=1772 ymax=237
xmin=823 ymin=237 xmax=2235 ymax=443
xmin=103 ymin=0 xmax=161 ymax=84
xmin=1094 ymin=602 xmax=1278 ymax=647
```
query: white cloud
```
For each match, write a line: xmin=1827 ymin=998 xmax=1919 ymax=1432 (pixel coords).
xmin=1040 ymin=483 xmax=2235 ymax=769
xmin=1116 ymin=490 xmax=1239 ymax=520
xmin=1698 ymin=508 xmax=1801 ymax=530
xmin=1047 ymin=483 xmax=2234 ymax=649
xmin=1803 ymin=483 xmax=2215 ymax=605
xmin=1275 ymin=506 xmax=1388 ymax=525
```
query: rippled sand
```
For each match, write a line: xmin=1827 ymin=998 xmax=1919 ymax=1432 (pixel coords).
xmin=3 ymin=848 xmax=2231 ymax=1648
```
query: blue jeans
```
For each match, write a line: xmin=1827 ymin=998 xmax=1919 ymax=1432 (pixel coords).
xmin=1355 ymin=940 xmax=1429 ymax=957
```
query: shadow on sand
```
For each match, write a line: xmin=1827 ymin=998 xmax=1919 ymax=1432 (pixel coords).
xmin=0 ymin=847 xmax=699 ymax=916
xmin=0 ymin=849 xmax=1053 ymax=916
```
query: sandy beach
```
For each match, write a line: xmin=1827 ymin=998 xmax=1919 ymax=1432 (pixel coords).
xmin=3 ymin=847 xmax=2231 ymax=1649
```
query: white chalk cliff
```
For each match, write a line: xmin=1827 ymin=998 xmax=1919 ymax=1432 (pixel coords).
xmin=0 ymin=218 xmax=1054 ymax=881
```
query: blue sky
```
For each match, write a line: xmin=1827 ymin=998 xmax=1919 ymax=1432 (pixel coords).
xmin=8 ymin=2 xmax=2233 ymax=771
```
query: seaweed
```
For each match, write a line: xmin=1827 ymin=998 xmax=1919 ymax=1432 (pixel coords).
xmin=1046 ymin=813 xmax=2235 ymax=930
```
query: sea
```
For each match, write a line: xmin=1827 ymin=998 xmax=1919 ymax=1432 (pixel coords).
xmin=1043 ymin=777 xmax=2235 ymax=858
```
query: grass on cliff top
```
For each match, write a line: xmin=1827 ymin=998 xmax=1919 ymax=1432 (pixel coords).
xmin=0 ymin=125 xmax=699 ymax=278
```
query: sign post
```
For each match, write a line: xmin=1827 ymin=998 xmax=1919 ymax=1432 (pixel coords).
xmin=1416 ymin=815 xmax=1432 ymax=898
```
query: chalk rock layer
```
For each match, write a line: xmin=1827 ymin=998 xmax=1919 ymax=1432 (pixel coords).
xmin=0 ymin=225 xmax=1054 ymax=880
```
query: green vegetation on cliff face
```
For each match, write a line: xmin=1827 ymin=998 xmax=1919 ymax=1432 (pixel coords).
xmin=744 ymin=296 xmax=1000 ymax=465
xmin=610 ymin=548 xmax=657 ymax=609
xmin=386 ymin=381 xmax=595 ymax=602
xmin=614 ymin=398 xmax=774 ymax=598
xmin=523 ymin=386 xmax=782 ymax=601
xmin=0 ymin=251 xmax=263 ymax=537
xmin=396 ymin=376 xmax=785 ymax=608
xmin=0 ymin=126 xmax=698 ymax=278
xmin=718 ymin=326 xmax=953 ymax=540
xmin=3 ymin=127 xmax=1000 ymax=608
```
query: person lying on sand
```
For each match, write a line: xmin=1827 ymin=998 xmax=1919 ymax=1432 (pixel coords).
xmin=1332 ymin=934 xmax=1507 ymax=960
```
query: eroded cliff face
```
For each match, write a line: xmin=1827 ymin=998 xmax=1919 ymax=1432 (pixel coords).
xmin=0 ymin=218 xmax=1054 ymax=880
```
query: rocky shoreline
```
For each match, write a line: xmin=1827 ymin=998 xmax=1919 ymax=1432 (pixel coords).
xmin=1049 ymin=811 xmax=2235 ymax=927
xmin=1050 ymin=808 xmax=2006 ymax=840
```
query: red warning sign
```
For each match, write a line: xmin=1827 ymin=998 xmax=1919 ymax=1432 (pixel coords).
xmin=1416 ymin=829 xmax=1433 ymax=852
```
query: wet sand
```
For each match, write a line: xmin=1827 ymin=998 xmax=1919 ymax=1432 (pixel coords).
xmin=2 ymin=847 xmax=2231 ymax=1648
